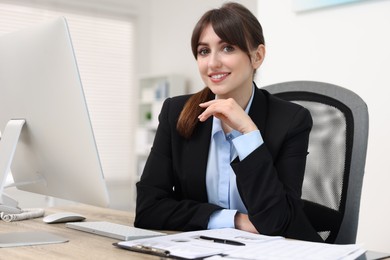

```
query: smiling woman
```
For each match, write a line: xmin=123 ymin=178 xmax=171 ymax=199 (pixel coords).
xmin=195 ymin=23 xmax=264 ymax=114
xmin=135 ymin=2 xmax=323 ymax=243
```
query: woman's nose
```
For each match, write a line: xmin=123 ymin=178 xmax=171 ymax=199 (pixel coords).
xmin=208 ymin=52 xmax=222 ymax=69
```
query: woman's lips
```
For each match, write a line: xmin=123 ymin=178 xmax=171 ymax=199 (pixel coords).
xmin=209 ymin=73 xmax=230 ymax=83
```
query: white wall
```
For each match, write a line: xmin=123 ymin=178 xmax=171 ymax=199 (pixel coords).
xmin=256 ymin=0 xmax=390 ymax=253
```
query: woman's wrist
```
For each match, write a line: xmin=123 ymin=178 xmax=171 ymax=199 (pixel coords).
xmin=234 ymin=212 xmax=259 ymax=234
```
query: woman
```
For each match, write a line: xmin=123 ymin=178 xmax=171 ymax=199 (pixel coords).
xmin=135 ymin=2 xmax=322 ymax=242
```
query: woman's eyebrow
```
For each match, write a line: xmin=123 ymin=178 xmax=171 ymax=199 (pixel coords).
xmin=197 ymin=42 xmax=208 ymax=47
xmin=197 ymin=40 xmax=225 ymax=47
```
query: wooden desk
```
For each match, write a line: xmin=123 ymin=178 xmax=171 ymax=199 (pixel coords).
xmin=1 ymin=204 xmax=160 ymax=259
xmin=2 ymin=204 xmax=389 ymax=260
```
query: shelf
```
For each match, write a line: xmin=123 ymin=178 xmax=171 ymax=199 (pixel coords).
xmin=137 ymin=75 xmax=185 ymax=128
xmin=135 ymin=74 xmax=186 ymax=176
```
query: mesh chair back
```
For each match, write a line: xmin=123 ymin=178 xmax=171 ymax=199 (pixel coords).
xmin=263 ymin=81 xmax=368 ymax=244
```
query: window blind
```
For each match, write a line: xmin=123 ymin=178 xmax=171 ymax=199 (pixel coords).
xmin=0 ymin=2 xmax=136 ymax=182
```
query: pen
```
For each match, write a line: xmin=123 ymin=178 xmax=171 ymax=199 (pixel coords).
xmin=132 ymin=244 xmax=171 ymax=257
xmin=199 ymin=235 xmax=245 ymax=246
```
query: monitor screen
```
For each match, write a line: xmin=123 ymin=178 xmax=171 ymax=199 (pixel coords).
xmin=0 ymin=17 xmax=109 ymax=209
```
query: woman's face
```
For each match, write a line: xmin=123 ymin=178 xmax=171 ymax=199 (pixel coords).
xmin=196 ymin=24 xmax=263 ymax=100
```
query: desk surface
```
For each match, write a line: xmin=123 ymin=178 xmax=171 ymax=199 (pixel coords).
xmin=1 ymin=204 xmax=159 ymax=259
xmin=1 ymin=204 xmax=389 ymax=260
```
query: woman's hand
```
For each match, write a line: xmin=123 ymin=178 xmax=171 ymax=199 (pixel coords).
xmin=198 ymin=98 xmax=258 ymax=134
xmin=234 ymin=212 xmax=259 ymax=234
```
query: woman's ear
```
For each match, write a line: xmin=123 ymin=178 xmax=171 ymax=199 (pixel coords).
xmin=251 ymin=44 xmax=265 ymax=69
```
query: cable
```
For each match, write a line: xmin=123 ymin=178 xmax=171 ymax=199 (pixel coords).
xmin=0 ymin=208 xmax=44 ymax=222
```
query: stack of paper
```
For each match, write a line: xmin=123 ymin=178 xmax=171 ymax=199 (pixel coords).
xmin=115 ymin=228 xmax=365 ymax=260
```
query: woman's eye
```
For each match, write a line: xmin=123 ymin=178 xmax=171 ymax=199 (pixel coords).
xmin=223 ymin=45 xmax=235 ymax=53
xmin=198 ymin=48 xmax=210 ymax=56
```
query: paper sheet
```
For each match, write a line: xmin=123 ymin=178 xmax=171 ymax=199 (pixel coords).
xmin=117 ymin=228 xmax=365 ymax=259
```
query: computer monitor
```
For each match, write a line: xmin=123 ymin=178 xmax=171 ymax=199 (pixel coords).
xmin=0 ymin=17 xmax=110 ymax=213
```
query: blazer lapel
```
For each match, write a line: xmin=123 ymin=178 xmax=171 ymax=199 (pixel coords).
xmin=181 ymin=117 xmax=212 ymax=202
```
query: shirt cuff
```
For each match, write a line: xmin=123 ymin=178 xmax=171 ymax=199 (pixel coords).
xmin=207 ymin=209 xmax=237 ymax=229
xmin=232 ymin=130 xmax=263 ymax=160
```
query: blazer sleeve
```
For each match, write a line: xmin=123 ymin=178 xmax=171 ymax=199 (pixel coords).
xmin=134 ymin=97 xmax=221 ymax=231
xmin=232 ymin=103 xmax=323 ymax=242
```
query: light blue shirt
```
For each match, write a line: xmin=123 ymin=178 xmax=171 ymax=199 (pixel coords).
xmin=206 ymin=85 xmax=264 ymax=229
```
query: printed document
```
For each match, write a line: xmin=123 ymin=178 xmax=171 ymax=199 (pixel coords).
xmin=116 ymin=228 xmax=365 ymax=259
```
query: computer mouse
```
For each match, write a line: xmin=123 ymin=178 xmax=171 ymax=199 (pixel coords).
xmin=43 ymin=212 xmax=86 ymax=224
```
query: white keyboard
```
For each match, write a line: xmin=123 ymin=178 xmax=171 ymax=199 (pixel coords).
xmin=65 ymin=221 xmax=166 ymax=241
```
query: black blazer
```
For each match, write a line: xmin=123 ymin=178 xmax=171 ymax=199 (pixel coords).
xmin=135 ymin=86 xmax=323 ymax=242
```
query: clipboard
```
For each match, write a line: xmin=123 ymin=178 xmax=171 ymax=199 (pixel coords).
xmin=113 ymin=242 xmax=173 ymax=258
xmin=113 ymin=239 xmax=226 ymax=259
xmin=112 ymin=228 xmax=264 ymax=259
xmin=112 ymin=228 xmax=365 ymax=260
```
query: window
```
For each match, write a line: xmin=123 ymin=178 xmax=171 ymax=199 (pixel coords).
xmin=0 ymin=2 xmax=136 ymax=184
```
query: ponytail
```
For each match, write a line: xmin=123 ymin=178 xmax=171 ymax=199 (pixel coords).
xmin=177 ymin=87 xmax=213 ymax=139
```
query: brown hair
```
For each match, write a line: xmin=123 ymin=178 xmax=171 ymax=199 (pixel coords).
xmin=177 ymin=2 xmax=265 ymax=138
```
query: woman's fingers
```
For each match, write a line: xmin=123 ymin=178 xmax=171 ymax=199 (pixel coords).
xmin=198 ymin=99 xmax=235 ymax=121
xmin=198 ymin=99 xmax=257 ymax=134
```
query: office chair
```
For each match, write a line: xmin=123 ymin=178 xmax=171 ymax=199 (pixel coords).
xmin=262 ymin=81 xmax=369 ymax=244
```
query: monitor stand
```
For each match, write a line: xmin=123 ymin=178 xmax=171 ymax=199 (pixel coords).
xmin=0 ymin=119 xmax=25 ymax=214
